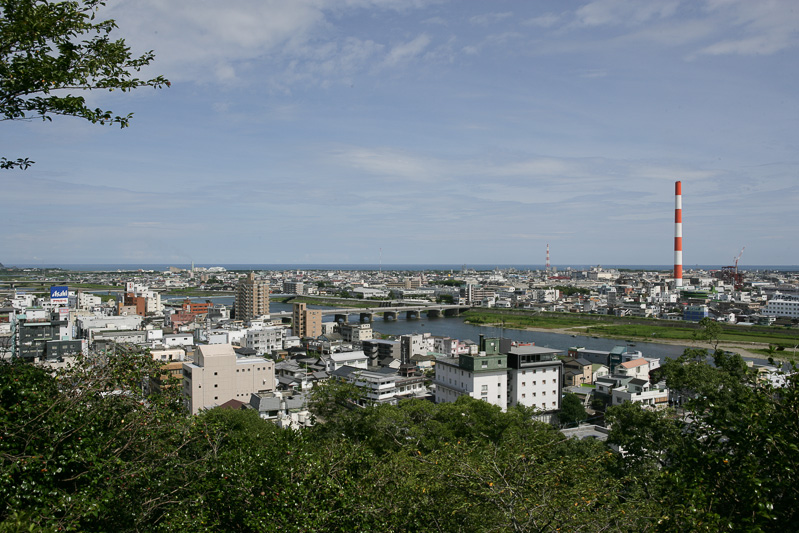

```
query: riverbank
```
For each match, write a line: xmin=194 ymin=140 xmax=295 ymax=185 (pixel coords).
xmin=466 ymin=321 xmax=795 ymax=363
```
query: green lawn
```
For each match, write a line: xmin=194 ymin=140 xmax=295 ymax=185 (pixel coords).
xmin=462 ymin=309 xmax=798 ymax=346
xmin=589 ymin=323 xmax=798 ymax=346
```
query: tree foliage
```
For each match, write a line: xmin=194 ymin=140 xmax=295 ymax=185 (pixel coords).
xmin=558 ymin=392 xmax=587 ymax=428
xmin=609 ymin=348 xmax=799 ymax=531
xmin=1 ymin=0 xmax=169 ymax=167
xmin=3 ymin=347 xmax=798 ymax=531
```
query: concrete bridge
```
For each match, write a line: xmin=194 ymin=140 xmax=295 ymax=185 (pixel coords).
xmin=318 ymin=304 xmax=468 ymax=323
xmin=267 ymin=304 xmax=466 ymax=323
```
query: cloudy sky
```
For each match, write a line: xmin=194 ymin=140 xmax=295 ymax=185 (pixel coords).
xmin=3 ymin=0 xmax=798 ymax=266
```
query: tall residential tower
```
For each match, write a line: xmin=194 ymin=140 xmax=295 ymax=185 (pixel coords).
xmin=235 ymin=272 xmax=269 ymax=322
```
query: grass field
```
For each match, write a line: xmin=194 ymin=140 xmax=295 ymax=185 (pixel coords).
xmin=462 ymin=311 xmax=612 ymax=330
xmin=462 ymin=309 xmax=799 ymax=347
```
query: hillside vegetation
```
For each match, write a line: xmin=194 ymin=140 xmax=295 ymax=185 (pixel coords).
xmin=1 ymin=350 xmax=796 ymax=531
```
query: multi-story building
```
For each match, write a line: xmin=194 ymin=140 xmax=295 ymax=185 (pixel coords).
xmin=292 ymin=303 xmax=322 ymax=339
xmin=561 ymin=356 xmax=593 ymax=387
xmin=71 ymin=291 xmax=102 ymax=311
xmin=149 ymin=347 xmax=186 ymax=395
xmin=435 ymin=338 xmax=564 ymax=413
xmin=12 ymin=310 xmax=81 ymax=362
xmin=506 ymin=345 xmax=564 ymax=412
xmin=434 ymin=337 xmax=508 ymax=410
xmin=331 ymin=365 xmax=399 ymax=405
xmin=181 ymin=299 xmax=213 ymax=316
xmin=235 ymin=272 xmax=270 ymax=322
xmin=400 ymin=333 xmax=433 ymax=365
xmin=362 ymin=338 xmax=401 ymax=366
xmin=610 ymin=378 xmax=669 ymax=408
xmin=245 ymin=326 xmax=284 ymax=355
xmin=683 ymin=304 xmax=709 ymax=322
xmin=616 ymin=358 xmax=652 ymax=380
xmin=761 ymin=294 xmax=799 ymax=319
xmin=283 ymin=281 xmax=305 ymax=295
xmin=339 ymin=322 xmax=373 ymax=343
xmin=182 ymin=344 xmax=275 ymax=415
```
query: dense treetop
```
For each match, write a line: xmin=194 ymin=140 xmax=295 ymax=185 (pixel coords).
xmin=1 ymin=348 xmax=796 ymax=531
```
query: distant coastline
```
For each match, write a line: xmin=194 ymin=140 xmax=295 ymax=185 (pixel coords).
xmin=5 ymin=263 xmax=799 ymax=272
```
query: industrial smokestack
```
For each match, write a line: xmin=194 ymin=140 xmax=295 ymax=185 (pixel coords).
xmin=546 ymin=243 xmax=550 ymax=272
xmin=674 ymin=181 xmax=683 ymax=288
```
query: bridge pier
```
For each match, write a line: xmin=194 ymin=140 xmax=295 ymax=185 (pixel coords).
xmin=383 ymin=311 xmax=397 ymax=321
xmin=444 ymin=308 xmax=460 ymax=317
xmin=334 ymin=314 xmax=348 ymax=324
xmin=359 ymin=312 xmax=373 ymax=323
xmin=427 ymin=309 xmax=441 ymax=318
xmin=406 ymin=310 xmax=419 ymax=320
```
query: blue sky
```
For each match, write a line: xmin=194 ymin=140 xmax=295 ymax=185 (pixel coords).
xmin=3 ymin=0 xmax=798 ymax=266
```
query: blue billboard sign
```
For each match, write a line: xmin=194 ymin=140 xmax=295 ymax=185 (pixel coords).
xmin=50 ymin=286 xmax=69 ymax=304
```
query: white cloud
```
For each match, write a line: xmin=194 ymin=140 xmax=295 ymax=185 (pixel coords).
xmin=575 ymin=0 xmax=680 ymax=27
xmin=695 ymin=0 xmax=799 ymax=56
xmin=383 ymin=34 xmax=433 ymax=66
xmin=107 ymin=0 xmax=436 ymax=85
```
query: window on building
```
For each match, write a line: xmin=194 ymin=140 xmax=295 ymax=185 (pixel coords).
xmin=481 ymin=385 xmax=488 ymax=392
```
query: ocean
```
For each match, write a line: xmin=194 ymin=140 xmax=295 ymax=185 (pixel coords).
xmin=7 ymin=263 xmax=799 ymax=272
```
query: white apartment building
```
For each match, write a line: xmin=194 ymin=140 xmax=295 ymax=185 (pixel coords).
xmin=434 ymin=340 xmax=565 ymax=414
xmin=506 ymin=346 xmax=564 ymax=412
xmin=331 ymin=365 xmax=398 ymax=405
xmin=182 ymin=344 xmax=275 ymax=415
xmin=245 ymin=326 xmax=284 ymax=354
xmin=70 ymin=292 xmax=102 ymax=310
xmin=434 ymin=351 xmax=508 ymax=411
xmin=761 ymin=294 xmax=799 ymax=319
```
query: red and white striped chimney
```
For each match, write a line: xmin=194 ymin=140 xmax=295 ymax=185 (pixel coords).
xmin=546 ymin=243 xmax=550 ymax=272
xmin=674 ymin=181 xmax=683 ymax=288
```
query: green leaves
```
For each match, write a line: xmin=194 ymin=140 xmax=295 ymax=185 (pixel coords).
xmin=1 ymin=0 xmax=169 ymax=166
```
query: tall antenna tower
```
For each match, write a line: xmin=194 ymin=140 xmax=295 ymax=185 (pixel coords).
xmin=546 ymin=244 xmax=550 ymax=273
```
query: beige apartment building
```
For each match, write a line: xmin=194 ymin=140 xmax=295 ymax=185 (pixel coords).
xmin=292 ymin=303 xmax=322 ymax=339
xmin=235 ymin=272 xmax=270 ymax=322
xmin=182 ymin=344 xmax=275 ymax=415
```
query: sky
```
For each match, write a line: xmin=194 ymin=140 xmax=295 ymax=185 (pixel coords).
xmin=3 ymin=0 xmax=798 ymax=267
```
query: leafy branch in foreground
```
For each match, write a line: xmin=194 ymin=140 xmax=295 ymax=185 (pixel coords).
xmin=1 ymin=0 xmax=169 ymax=166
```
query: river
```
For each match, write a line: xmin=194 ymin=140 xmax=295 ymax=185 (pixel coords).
xmin=171 ymin=295 xmax=705 ymax=362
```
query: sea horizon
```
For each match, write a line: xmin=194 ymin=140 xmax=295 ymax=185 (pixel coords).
xmin=5 ymin=263 xmax=799 ymax=272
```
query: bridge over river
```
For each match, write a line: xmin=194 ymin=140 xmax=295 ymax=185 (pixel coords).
xmin=271 ymin=303 xmax=469 ymax=323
